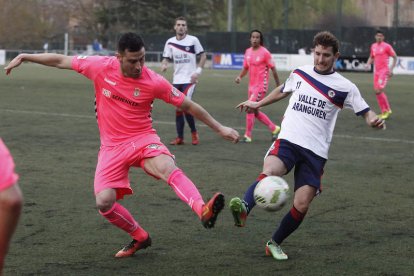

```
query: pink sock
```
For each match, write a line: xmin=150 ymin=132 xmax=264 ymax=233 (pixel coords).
xmin=381 ymin=92 xmax=391 ymax=111
xmin=245 ymin=113 xmax=255 ymax=138
xmin=167 ymin=169 xmax=204 ymax=218
xmin=99 ymin=202 xmax=148 ymax=241
xmin=256 ymin=111 xmax=276 ymax=132
xmin=376 ymin=93 xmax=386 ymax=113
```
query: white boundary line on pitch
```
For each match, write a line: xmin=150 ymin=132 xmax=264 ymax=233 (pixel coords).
xmin=1 ymin=108 xmax=414 ymax=145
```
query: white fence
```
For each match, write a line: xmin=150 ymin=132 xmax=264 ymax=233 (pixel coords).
xmin=2 ymin=49 xmax=413 ymax=75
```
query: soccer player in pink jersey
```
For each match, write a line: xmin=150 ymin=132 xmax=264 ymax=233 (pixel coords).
xmin=5 ymin=32 xmax=239 ymax=258
xmin=366 ymin=30 xmax=397 ymax=120
xmin=0 ymin=139 xmax=23 ymax=273
xmin=235 ymin=30 xmax=281 ymax=143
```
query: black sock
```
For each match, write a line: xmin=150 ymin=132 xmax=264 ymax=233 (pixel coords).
xmin=272 ymin=206 xmax=305 ymax=245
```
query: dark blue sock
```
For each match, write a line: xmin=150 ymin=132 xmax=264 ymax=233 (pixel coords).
xmin=176 ymin=112 xmax=185 ymax=138
xmin=185 ymin=113 xmax=197 ymax=133
xmin=243 ymin=181 xmax=258 ymax=214
xmin=272 ymin=206 xmax=305 ymax=245
xmin=243 ymin=174 xmax=267 ymax=214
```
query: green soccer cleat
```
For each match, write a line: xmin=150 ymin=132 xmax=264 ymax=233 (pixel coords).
xmin=229 ymin=197 xmax=247 ymax=227
xmin=265 ymin=240 xmax=288 ymax=260
xmin=241 ymin=136 xmax=252 ymax=143
xmin=379 ymin=110 xmax=392 ymax=120
xmin=271 ymin=126 xmax=281 ymax=141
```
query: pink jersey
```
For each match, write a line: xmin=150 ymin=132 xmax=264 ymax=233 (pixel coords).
xmin=0 ymin=139 xmax=19 ymax=191
xmin=243 ymin=46 xmax=275 ymax=94
xmin=370 ymin=42 xmax=396 ymax=73
xmin=72 ymin=56 xmax=185 ymax=146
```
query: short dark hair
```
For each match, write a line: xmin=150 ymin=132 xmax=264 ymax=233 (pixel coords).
xmin=250 ymin=29 xmax=264 ymax=46
xmin=375 ymin=29 xmax=384 ymax=35
xmin=175 ymin=16 xmax=187 ymax=24
xmin=117 ymin=32 xmax=145 ymax=53
xmin=313 ymin=31 xmax=339 ymax=54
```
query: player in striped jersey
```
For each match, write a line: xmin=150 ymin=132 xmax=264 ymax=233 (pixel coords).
xmin=231 ymin=31 xmax=385 ymax=260
xmin=162 ymin=16 xmax=207 ymax=145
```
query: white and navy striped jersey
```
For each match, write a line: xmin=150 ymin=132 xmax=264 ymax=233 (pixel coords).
xmin=162 ymin=34 xmax=204 ymax=84
xmin=279 ymin=65 xmax=370 ymax=159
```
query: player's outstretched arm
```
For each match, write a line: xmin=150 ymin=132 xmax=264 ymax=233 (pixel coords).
xmin=236 ymin=84 xmax=289 ymax=112
xmin=363 ymin=110 xmax=386 ymax=129
xmin=5 ymin=53 xmax=73 ymax=75
xmin=180 ymin=97 xmax=240 ymax=143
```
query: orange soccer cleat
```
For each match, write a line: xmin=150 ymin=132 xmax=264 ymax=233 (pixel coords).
xmin=114 ymin=236 xmax=152 ymax=258
xmin=191 ymin=132 xmax=199 ymax=145
xmin=201 ymin=193 xmax=225 ymax=229
xmin=169 ymin=137 xmax=184 ymax=145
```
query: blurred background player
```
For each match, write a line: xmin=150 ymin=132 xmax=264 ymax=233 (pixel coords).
xmin=235 ymin=29 xmax=281 ymax=143
xmin=0 ymin=139 xmax=23 ymax=274
xmin=5 ymin=32 xmax=239 ymax=258
xmin=366 ymin=30 xmax=397 ymax=120
xmin=231 ymin=31 xmax=385 ymax=261
xmin=161 ymin=16 xmax=207 ymax=145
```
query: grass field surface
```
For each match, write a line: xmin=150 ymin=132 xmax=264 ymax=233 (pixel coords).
xmin=1 ymin=65 xmax=413 ymax=275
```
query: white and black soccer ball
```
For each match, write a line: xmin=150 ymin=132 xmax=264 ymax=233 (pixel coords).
xmin=254 ymin=176 xmax=289 ymax=212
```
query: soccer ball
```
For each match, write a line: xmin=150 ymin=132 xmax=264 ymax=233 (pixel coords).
xmin=254 ymin=176 xmax=289 ymax=212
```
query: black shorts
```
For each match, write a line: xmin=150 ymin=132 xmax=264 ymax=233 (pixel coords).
xmin=265 ymin=139 xmax=327 ymax=194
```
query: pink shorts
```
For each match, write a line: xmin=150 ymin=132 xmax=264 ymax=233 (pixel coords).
xmin=94 ymin=134 xmax=174 ymax=200
xmin=0 ymin=139 xmax=19 ymax=191
xmin=248 ymin=89 xmax=266 ymax=102
xmin=373 ymin=71 xmax=389 ymax=90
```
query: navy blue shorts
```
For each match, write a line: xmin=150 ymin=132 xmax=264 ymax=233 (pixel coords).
xmin=173 ymin=83 xmax=196 ymax=99
xmin=265 ymin=139 xmax=327 ymax=194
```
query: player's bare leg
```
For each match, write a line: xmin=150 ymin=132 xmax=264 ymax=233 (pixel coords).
xmin=0 ymin=185 xmax=23 ymax=272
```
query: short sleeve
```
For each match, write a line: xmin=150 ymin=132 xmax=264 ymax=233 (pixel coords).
xmin=370 ymin=44 xmax=374 ymax=58
xmin=152 ymin=73 xmax=185 ymax=107
xmin=162 ymin=40 xmax=172 ymax=59
xmin=72 ymin=55 xmax=107 ymax=80
xmin=343 ymin=83 xmax=370 ymax=115
xmin=193 ymin=37 xmax=204 ymax=55
xmin=243 ymin=50 xmax=249 ymax=69
xmin=387 ymin=44 xmax=396 ymax=57
xmin=281 ymin=70 xmax=296 ymax=93
xmin=265 ymin=50 xmax=275 ymax=69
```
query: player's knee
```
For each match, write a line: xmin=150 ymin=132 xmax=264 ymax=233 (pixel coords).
xmin=263 ymin=156 xmax=287 ymax=176
xmin=161 ymin=166 xmax=178 ymax=181
xmin=95 ymin=190 xmax=116 ymax=212
xmin=0 ymin=190 xmax=23 ymax=214
xmin=96 ymin=198 xmax=115 ymax=212
xmin=293 ymin=202 xmax=309 ymax=214
xmin=145 ymin=156 xmax=177 ymax=181
xmin=293 ymin=197 xmax=311 ymax=214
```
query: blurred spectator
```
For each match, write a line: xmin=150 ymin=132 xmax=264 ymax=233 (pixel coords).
xmin=43 ymin=42 xmax=49 ymax=53
xmin=92 ymin=39 xmax=102 ymax=52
